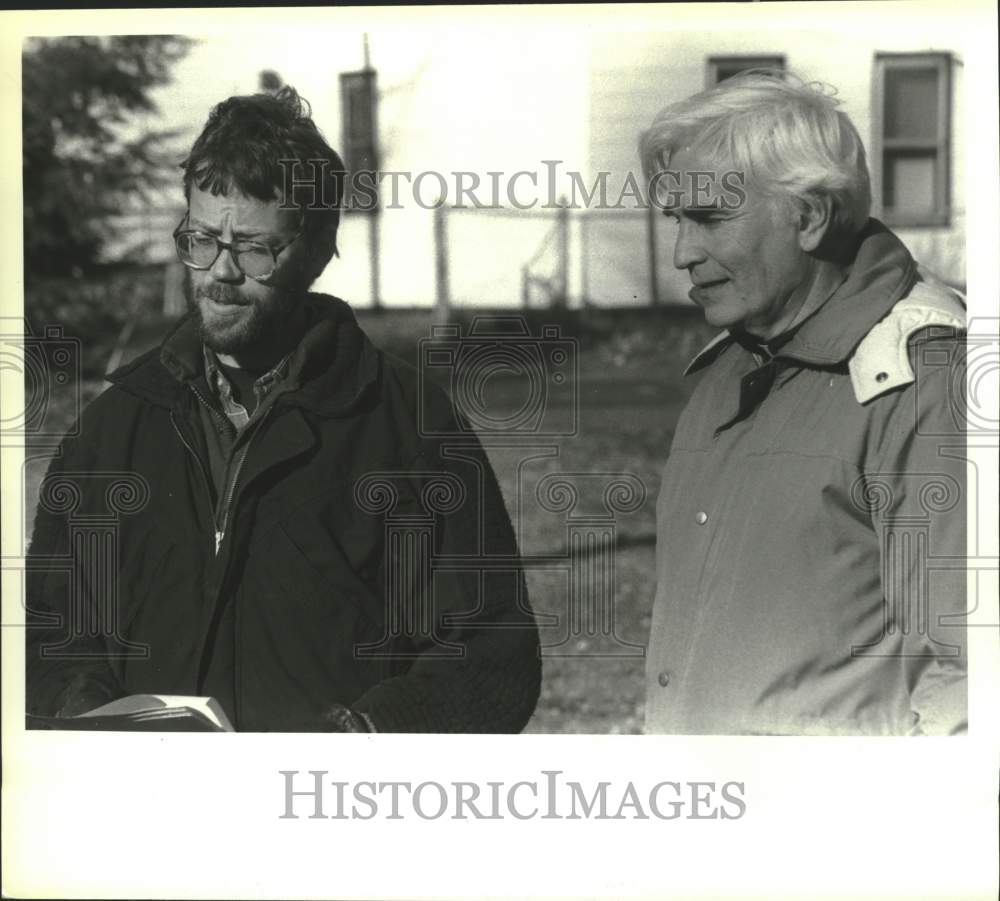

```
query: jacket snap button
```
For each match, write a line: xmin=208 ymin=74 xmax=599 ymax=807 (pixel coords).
xmin=657 ymin=671 xmax=670 ymax=687
xmin=875 ymin=371 xmax=889 ymax=383
xmin=695 ymin=511 xmax=708 ymax=525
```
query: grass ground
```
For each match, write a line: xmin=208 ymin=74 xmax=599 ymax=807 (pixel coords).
xmin=513 ymin=343 xmax=694 ymax=733
xmin=21 ymin=307 xmax=708 ymax=733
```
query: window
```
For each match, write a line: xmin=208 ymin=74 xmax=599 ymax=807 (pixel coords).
xmin=339 ymin=69 xmax=379 ymax=213
xmin=873 ymin=53 xmax=951 ymax=227
xmin=706 ymin=55 xmax=785 ymax=87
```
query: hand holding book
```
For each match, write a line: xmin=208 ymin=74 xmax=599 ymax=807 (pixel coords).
xmin=27 ymin=695 xmax=234 ymax=732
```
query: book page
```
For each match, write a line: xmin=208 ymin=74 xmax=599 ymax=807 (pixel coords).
xmin=77 ymin=695 xmax=234 ymax=731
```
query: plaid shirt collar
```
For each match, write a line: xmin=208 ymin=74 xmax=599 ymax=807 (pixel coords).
xmin=202 ymin=345 xmax=292 ymax=430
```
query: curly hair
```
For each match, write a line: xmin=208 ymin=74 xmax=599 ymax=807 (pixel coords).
xmin=181 ymin=86 xmax=346 ymax=255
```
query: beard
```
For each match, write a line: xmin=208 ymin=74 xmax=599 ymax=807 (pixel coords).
xmin=184 ymin=276 xmax=301 ymax=356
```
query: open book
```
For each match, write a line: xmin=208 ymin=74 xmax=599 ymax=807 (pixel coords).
xmin=27 ymin=695 xmax=234 ymax=732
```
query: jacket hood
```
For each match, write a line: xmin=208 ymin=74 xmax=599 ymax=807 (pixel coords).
xmin=781 ymin=218 xmax=918 ymax=365
xmin=106 ymin=293 xmax=381 ymax=416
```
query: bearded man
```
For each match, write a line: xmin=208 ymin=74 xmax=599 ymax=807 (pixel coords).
xmin=26 ymin=87 xmax=540 ymax=732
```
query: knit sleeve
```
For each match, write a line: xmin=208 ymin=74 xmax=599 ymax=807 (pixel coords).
xmin=350 ymin=432 xmax=542 ymax=733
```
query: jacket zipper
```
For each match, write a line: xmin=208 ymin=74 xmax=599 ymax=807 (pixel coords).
xmin=215 ymin=404 xmax=274 ymax=553
xmin=182 ymin=381 xmax=275 ymax=555
xmin=184 ymin=382 xmax=232 ymax=553
xmin=204 ymin=399 xmax=276 ymax=731
xmin=173 ymin=382 xmax=279 ymax=728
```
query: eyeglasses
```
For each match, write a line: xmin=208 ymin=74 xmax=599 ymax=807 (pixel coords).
xmin=173 ymin=216 xmax=302 ymax=282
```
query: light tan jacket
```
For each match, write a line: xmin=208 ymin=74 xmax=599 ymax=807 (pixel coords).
xmin=645 ymin=220 xmax=967 ymax=735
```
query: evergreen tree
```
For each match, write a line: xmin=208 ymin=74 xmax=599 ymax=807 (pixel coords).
xmin=22 ymin=35 xmax=193 ymax=280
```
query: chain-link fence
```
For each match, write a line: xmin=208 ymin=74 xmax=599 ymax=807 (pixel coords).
xmin=435 ymin=204 xmax=697 ymax=311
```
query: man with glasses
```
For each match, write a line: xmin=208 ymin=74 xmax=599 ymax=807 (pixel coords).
xmin=26 ymin=87 xmax=541 ymax=732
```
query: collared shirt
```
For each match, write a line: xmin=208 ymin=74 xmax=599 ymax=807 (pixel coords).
xmin=197 ymin=345 xmax=297 ymax=528
xmin=202 ymin=345 xmax=292 ymax=433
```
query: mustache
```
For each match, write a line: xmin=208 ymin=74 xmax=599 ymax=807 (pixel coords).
xmin=197 ymin=284 xmax=249 ymax=305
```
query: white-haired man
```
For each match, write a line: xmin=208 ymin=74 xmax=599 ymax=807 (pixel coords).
xmin=640 ymin=72 xmax=967 ymax=735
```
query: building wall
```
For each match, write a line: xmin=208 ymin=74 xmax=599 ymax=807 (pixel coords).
xmin=586 ymin=15 xmax=968 ymax=306
xmin=125 ymin=10 xmax=968 ymax=312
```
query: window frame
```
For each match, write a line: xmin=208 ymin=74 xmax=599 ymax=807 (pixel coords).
xmin=872 ymin=52 xmax=952 ymax=228
xmin=705 ymin=55 xmax=786 ymax=88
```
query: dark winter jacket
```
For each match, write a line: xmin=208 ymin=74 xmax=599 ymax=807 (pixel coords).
xmin=26 ymin=294 xmax=541 ymax=732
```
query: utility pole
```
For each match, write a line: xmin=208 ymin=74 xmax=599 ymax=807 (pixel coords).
xmin=363 ymin=34 xmax=381 ymax=310
xmin=341 ymin=35 xmax=381 ymax=309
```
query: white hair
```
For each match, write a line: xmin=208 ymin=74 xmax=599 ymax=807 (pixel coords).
xmin=640 ymin=70 xmax=871 ymax=239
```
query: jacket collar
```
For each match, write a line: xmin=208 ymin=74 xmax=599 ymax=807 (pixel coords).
xmin=106 ymin=293 xmax=381 ymax=416
xmin=685 ymin=218 xmax=918 ymax=375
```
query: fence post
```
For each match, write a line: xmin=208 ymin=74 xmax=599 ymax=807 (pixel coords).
xmin=555 ymin=196 xmax=569 ymax=309
xmin=646 ymin=199 xmax=660 ymax=306
xmin=434 ymin=205 xmax=450 ymax=314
